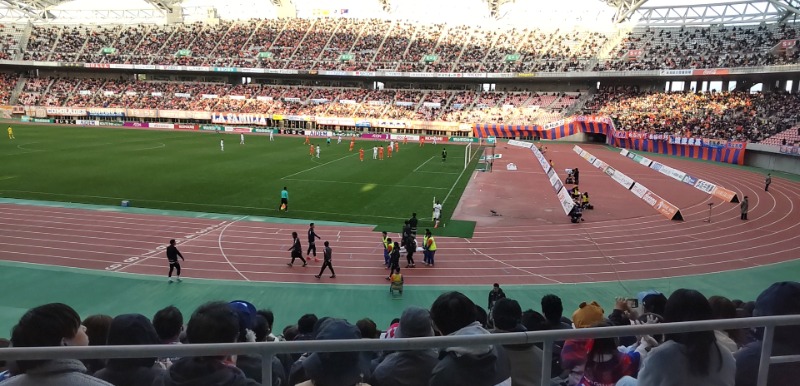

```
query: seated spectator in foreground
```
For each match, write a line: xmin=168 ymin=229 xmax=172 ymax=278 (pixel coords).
xmin=154 ymin=301 xmax=258 ymax=386
xmin=296 ymin=319 xmax=372 ymax=386
xmin=228 ymin=300 xmax=286 ymax=386
xmin=708 ymin=296 xmax=741 ymax=353
xmin=491 ymin=298 xmax=543 ymax=386
xmin=578 ymin=321 xmax=647 ymax=386
xmin=617 ymin=289 xmax=735 ymax=386
xmin=428 ymin=291 xmax=511 ymax=386
xmin=735 ymin=281 xmax=800 ymax=386
xmin=152 ymin=305 xmax=184 ymax=367
xmin=371 ymin=306 xmax=437 ymax=386
xmin=94 ymin=313 xmax=166 ymax=386
xmin=4 ymin=303 xmax=113 ymax=386
xmin=82 ymin=314 xmax=113 ymax=374
xmin=560 ymin=301 xmax=606 ymax=386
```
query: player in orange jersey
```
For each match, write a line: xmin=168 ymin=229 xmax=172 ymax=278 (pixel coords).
xmin=304 ymin=135 xmax=310 ymax=145
xmin=394 ymin=142 xmax=399 ymax=153
xmin=379 ymin=146 xmax=384 ymax=160
xmin=387 ymin=144 xmax=393 ymax=158
xmin=309 ymin=144 xmax=314 ymax=156
xmin=420 ymin=136 xmax=425 ymax=147
xmin=403 ymin=136 xmax=408 ymax=145
xmin=359 ymin=147 xmax=364 ymax=161
xmin=349 ymin=138 xmax=355 ymax=152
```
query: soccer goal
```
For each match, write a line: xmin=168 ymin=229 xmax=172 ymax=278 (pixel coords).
xmin=464 ymin=141 xmax=481 ymax=169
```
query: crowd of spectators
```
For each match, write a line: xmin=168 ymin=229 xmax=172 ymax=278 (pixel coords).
xmin=599 ymin=24 xmax=800 ymax=71
xmin=12 ymin=76 xmax=583 ymax=122
xmin=588 ymin=86 xmax=800 ymax=142
xmin=0 ymin=73 xmax=17 ymax=104
xmin=1 ymin=281 xmax=798 ymax=386
xmin=10 ymin=20 xmax=800 ymax=73
xmin=0 ymin=25 xmax=25 ymax=61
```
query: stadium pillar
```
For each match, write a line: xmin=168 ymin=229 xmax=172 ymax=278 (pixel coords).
xmin=166 ymin=5 xmax=184 ymax=24
xmin=792 ymin=79 xmax=799 ymax=94
xmin=684 ymin=81 xmax=691 ymax=92
xmin=722 ymin=80 xmax=730 ymax=92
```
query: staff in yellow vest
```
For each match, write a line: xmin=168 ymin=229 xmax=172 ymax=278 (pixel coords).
xmin=382 ymin=231 xmax=392 ymax=268
xmin=423 ymin=229 xmax=437 ymax=266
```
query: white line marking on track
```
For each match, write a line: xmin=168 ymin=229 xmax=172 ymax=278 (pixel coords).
xmin=218 ymin=216 xmax=250 ymax=281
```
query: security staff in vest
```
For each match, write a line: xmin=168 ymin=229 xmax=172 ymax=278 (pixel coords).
xmin=423 ymin=229 xmax=437 ymax=266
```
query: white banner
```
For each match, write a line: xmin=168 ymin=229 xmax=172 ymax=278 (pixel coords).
xmin=606 ymin=167 xmax=635 ymax=190
xmin=46 ymin=107 xmax=86 ymax=116
xmin=75 ymin=119 xmax=99 ymax=126
xmin=694 ymin=179 xmax=717 ymax=194
xmin=556 ymin=187 xmax=576 ymax=215
xmin=149 ymin=122 xmax=174 ymax=129
xmin=630 ymin=182 xmax=648 ymax=198
xmin=508 ymin=140 xmax=533 ymax=148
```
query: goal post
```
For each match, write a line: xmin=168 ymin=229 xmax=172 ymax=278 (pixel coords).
xmin=464 ymin=141 xmax=472 ymax=169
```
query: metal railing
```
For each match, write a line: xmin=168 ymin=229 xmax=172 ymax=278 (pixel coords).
xmin=1 ymin=315 xmax=799 ymax=386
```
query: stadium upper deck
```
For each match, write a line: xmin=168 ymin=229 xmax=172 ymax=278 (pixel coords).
xmin=2 ymin=19 xmax=800 ymax=73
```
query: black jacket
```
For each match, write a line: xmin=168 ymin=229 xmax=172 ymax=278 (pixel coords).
xmin=153 ymin=358 xmax=259 ymax=386
xmin=488 ymin=289 xmax=506 ymax=310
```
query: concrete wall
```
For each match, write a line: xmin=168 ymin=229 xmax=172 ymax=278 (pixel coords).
xmin=744 ymin=144 xmax=800 ymax=175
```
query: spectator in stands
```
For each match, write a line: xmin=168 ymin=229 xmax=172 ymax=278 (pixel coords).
xmin=154 ymin=301 xmax=258 ymax=386
xmin=228 ymin=300 xmax=286 ymax=386
xmin=490 ymin=298 xmax=542 ymax=386
xmin=578 ymin=321 xmax=647 ymax=386
xmin=356 ymin=318 xmax=380 ymax=340
xmin=371 ymin=306 xmax=438 ymax=386
xmin=153 ymin=305 xmax=184 ymax=345
xmin=256 ymin=309 xmax=279 ymax=341
xmin=559 ymin=301 xmax=606 ymax=386
xmin=296 ymin=319 xmax=371 ymax=386
xmin=296 ymin=314 xmax=319 ymax=341
xmin=617 ymin=289 xmax=736 ymax=386
xmin=708 ymin=296 xmax=742 ymax=352
xmin=735 ymin=281 xmax=800 ymax=386
xmin=542 ymin=294 xmax=572 ymax=329
xmin=428 ymin=291 xmax=511 ymax=386
xmin=82 ymin=314 xmax=113 ymax=374
xmin=639 ymin=290 xmax=668 ymax=317
xmin=93 ymin=313 xmax=166 ymax=386
xmin=4 ymin=303 xmax=113 ymax=386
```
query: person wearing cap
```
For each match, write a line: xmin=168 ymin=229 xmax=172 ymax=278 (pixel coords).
xmin=93 ymin=314 xmax=166 ymax=385
xmin=490 ymin=298 xmax=542 ymax=386
xmin=429 ymin=291 xmax=511 ymax=386
xmin=228 ymin=301 xmax=287 ymax=386
xmin=295 ymin=319 xmax=372 ymax=386
xmin=735 ymin=281 xmax=800 ymax=386
xmin=154 ymin=301 xmax=259 ymax=386
xmin=559 ymin=301 xmax=606 ymax=386
xmin=371 ymin=307 xmax=438 ymax=386
xmin=487 ymin=283 xmax=507 ymax=312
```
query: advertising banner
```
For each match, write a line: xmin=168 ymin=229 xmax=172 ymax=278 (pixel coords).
xmin=360 ymin=133 xmax=391 ymax=140
xmin=212 ymin=112 xmax=270 ymax=126
xmin=779 ymin=145 xmax=800 ymax=156
xmin=46 ymin=107 xmax=86 ymax=116
xmin=149 ymin=122 xmax=174 ymax=129
xmin=75 ymin=120 xmax=99 ymax=126
xmin=123 ymin=122 xmax=150 ymax=128
xmin=126 ymin=109 xmax=158 ymax=118
xmin=643 ymin=190 xmax=683 ymax=220
xmin=604 ymin=167 xmax=635 ymax=190
xmin=449 ymin=137 xmax=480 ymax=143
xmin=174 ymin=124 xmax=198 ymax=130
xmin=87 ymin=107 xmax=125 ymax=117
xmin=556 ymin=187 xmax=576 ymax=215
xmin=391 ymin=134 xmax=420 ymax=142
xmin=630 ymin=182 xmax=648 ymax=198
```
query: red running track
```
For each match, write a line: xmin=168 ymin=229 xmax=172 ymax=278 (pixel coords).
xmin=0 ymin=143 xmax=798 ymax=286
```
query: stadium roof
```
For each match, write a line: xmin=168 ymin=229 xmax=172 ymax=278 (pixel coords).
xmin=605 ymin=0 xmax=800 ymax=26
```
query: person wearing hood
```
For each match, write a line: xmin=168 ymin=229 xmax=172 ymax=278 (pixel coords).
xmin=735 ymin=281 xmax=800 ymax=386
xmin=3 ymin=303 xmax=113 ymax=386
xmin=491 ymin=298 xmax=543 ymax=386
xmin=296 ymin=319 xmax=372 ymax=386
xmin=227 ymin=301 xmax=286 ymax=386
xmin=371 ymin=307 xmax=438 ymax=386
xmin=94 ymin=314 xmax=166 ymax=386
xmin=153 ymin=301 xmax=258 ymax=386
xmin=429 ymin=291 xmax=511 ymax=386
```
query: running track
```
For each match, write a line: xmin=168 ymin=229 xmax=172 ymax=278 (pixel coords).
xmin=0 ymin=144 xmax=798 ymax=286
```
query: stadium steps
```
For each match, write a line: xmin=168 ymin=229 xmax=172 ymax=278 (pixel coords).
xmin=9 ymin=74 xmax=26 ymax=105
xmin=15 ymin=24 xmax=32 ymax=61
xmin=596 ymin=23 xmax=634 ymax=61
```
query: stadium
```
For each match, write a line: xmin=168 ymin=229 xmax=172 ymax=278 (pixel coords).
xmin=0 ymin=0 xmax=799 ymax=384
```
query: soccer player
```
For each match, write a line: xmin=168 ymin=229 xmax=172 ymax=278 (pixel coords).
xmin=338 ymin=134 xmax=342 ymax=144
xmin=240 ymin=133 xmax=245 ymax=145
xmin=379 ymin=146 xmax=384 ymax=160
xmin=432 ymin=136 xmax=438 ymax=145
xmin=287 ymin=232 xmax=306 ymax=267
xmin=7 ymin=126 xmax=14 ymax=140
xmin=314 ymin=241 xmax=335 ymax=279
xmin=279 ymin=187 xmax=289 ymax=212
xmin=307 ymin=223 xmax=321 ymax=261
xmin=269 ymin=130 xmax=274 ymax=141
xmin=309 ymin=144 xmax=314 ymax=157
xmin=220 ymin=139 xmax=224 ymax=152
xmin=326 ymin=137 xmax=331 ymax=146
xmin=373 ymin=146 xmax=378 ymax=160
xmin=304 ymin=135 xmax=310 ymax=145
xmin=166 ymin=239 xmax=185 ymax=283
xmin=359 ymin=147 xmax=364 ymax=162
xmin=420 ymin=136 xmax=425 ymax=147
xmin=350 ymin=137 xmax=355 ymax=151
xmin=394 ymin=142 xmax=399 ymax=153
xmin=403 ymin=136 xmax=408 ymax=145
xmin=316 ymin=145 xmax=321 ymax=158
xmin=387 ymin=144 xmax=393 ymax=158
xmin=433 ymin=200 xmax=443 ymax=228
xmin=442 ymin=147 xmax=447 ymax=162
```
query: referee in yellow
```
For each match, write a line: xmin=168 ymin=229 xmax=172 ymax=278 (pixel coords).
xmin=7 ymin=126 xmax=14 ymax=140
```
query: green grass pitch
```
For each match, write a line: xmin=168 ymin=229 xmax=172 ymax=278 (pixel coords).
xmin=0 ymin=124 xmax=482 ymax=235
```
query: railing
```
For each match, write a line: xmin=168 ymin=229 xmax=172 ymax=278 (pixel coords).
xmin=1 ymin=315 xmax=799 ymax=386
